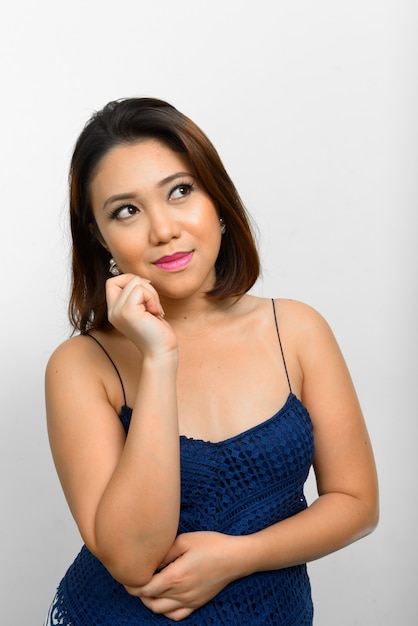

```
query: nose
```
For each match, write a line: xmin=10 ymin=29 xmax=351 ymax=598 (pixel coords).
xmin=148 ymin=206 xmax=181 ymax=245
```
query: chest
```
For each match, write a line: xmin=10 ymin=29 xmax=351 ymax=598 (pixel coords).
xmin=174 ymin=328 xmax=292 ymax=442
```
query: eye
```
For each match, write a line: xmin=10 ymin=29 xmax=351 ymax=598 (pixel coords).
xmin=110 ymin=204 xmax=139 ymax=221
xmin=169 ymin=182 xmax=194 ymax=200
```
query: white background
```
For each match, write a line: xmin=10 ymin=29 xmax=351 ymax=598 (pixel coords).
xmin=1 ymin=1 xmax=417 ymax=624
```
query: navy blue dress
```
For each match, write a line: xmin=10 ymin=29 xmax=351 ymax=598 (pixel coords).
xmin=46 ymin=304 xmax=315 ymax=625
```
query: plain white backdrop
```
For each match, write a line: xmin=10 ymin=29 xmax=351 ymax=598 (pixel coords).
xmin=0 ymin=1 xmax=417 ymax=624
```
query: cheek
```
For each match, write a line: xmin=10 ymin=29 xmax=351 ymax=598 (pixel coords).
xmin=190 ymin=199 xmax=220 ymax=229
xmin=104 ymin=229 xmax=147 ymax=263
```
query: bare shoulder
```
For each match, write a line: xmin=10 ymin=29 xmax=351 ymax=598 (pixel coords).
xmin=239 ymin=295 xmax=334 ymax=349
xmin=272 ymin=298 xmax=330 ymax=326
xmin=269 ymin=297 xmax=336 ymax=348
xmin=47 ymin=333 xmax=94 ymax=369
xmin=46 ymin=334 xmax=105 ymax=391
xmin=268 ymin=297 xmax=351 ymax=402
xmin=272 ymin=297 xmax=359 ymax=419
xmin=45 ymin=333 xmax=119 ymax=416
xmin=238 ymin=295 xmax=321 ymax=320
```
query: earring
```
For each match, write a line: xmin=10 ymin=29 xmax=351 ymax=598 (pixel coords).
xmin=109 ymin=257 xmax=121 ymax=276
xmin=219 ymin=217 xmax=226 ymax=235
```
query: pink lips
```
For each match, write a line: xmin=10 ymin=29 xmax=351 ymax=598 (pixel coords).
xmin=154 ymin=251 xmax=194 ymax=271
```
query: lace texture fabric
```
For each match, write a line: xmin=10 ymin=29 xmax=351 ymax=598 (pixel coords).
xmin=47 ymin=394 xmax=315 ymax=625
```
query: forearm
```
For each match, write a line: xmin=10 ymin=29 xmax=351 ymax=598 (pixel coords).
xmin=229 ymin=492 xmax=378 ymax=579
xmin=95 ymin=352 xmax=180 ymax=585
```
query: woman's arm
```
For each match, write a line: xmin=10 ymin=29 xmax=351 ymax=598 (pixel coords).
xmin=235 ymin=301 xmax=379 ymax=572
xmin=46 ymin=275 xmax=181 ymax=587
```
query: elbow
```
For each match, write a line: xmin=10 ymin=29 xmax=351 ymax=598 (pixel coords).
xmin=92 ymin=538 xmax=171 ymax=588
xmin=90 ymin=510 xmax=179 ymax=587
xmin=365 ymin=480 xmax=380 ymax=533
xmin=365 ymin=500 xmax=379 ymax=535
xmin=105 ymin=559 xmax=157 ymax=588
xmin=95 ymin=545 xmax=161 ymax=588
xmin=353 ymin=493 xmax=379 ymax=542
xmin=357 ymin=511 xmax=378 ymax=542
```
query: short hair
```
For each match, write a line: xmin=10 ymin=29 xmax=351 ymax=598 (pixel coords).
xmin=68 ymin=97 xmax=260 ymax=332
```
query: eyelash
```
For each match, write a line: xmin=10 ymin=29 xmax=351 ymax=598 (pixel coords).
xmin=169 ymin=181 xmax=194 ymax=199
xmin=109 ymin=204 xmax=138 ymax=220
xmin=109 ymin=181 xmax=195 ymax=220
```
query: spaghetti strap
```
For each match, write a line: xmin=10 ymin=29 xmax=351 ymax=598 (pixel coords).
xmin=84 ymin=333 xmax=127 ymax=406
xmin=271 ymin=299 xmax=292 ymax=394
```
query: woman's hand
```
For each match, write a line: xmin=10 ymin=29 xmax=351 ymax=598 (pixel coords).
xmin=125 ymin=532 xmax=241 ymax=621
xmin=106 ymin=273 xmax=177 ymax=356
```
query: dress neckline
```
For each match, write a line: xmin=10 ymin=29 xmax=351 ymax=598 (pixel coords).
xmin=179 ymin=393 xmax=301 ymax=446
xmin=119 ymin=393 xmax=309 ymax=447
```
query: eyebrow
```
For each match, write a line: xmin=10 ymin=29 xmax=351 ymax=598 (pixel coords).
xmin=102 ymin=171 xmax=195 ymax=210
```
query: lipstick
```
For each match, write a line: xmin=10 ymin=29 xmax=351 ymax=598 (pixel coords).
xmin=154 ymin=251 xmax=194 ymax=271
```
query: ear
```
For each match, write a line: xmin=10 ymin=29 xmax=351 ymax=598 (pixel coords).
xmin=89 ymin=221 xmax=109 ymax=250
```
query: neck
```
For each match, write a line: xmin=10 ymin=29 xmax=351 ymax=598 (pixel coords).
xmin=161 ymin=293 xmax=238 ymax=337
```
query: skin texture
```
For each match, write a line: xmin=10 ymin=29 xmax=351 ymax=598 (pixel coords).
xmin=46 ymin=140 xmax=379 ymax=621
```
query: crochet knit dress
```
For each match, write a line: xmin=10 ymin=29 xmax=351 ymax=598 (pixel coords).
xmin=45 ymin=307 xmax=315 ymax=625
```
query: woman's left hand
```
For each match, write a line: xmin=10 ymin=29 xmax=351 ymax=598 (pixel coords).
xmin=125 ymin=531 xmax=241 ymax=621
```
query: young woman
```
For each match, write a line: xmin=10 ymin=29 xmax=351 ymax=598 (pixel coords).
xmin=44 ymin=98 xmax=378 ymax=625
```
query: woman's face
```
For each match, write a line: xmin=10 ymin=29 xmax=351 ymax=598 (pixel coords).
xmin=90 ymin=140 xmax=222 ymax=301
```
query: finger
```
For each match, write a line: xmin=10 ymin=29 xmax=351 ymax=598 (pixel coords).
xmin=163 ymin=607 xmax=195 ymax=621
xmin=140 ymin=593 xmax=196 ymax=621
xmin=158 ymin=542 xmax=186 ymax=570
xmin=136 ymin=568 xmax=174 ymax=598
xmin=106 ymin=275 xmax=163 ymax=318
xmin=139 ymin=595 xmax=193 ymax=618
xmin=106 ymin=274 xmax=150 ymax=303
xmin=105 ymin=274 xmax=141 ymax=310
xmin=130 ymin=282 xmax=163 ymax=318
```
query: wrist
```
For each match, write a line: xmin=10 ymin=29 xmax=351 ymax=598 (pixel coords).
xmin=141 ymin=347 xmax=179 ymax=368
xmin=223 ymin=534 xmax=257 ymax=582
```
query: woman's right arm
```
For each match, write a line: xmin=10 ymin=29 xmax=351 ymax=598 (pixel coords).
xmin=46 ymin=275 xmax=180 ymax=587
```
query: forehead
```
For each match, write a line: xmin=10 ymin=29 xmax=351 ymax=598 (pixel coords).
xmin=91 ymin=140 xmax=191 ymax=190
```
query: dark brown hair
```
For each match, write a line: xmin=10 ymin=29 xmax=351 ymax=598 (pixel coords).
xmin=68 ymin=97 xmax=260 ymax=332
